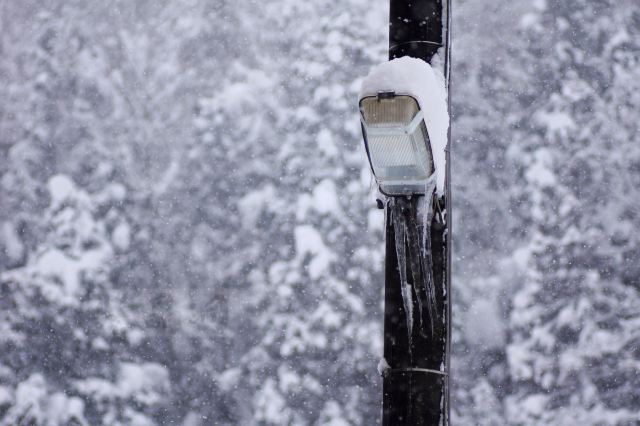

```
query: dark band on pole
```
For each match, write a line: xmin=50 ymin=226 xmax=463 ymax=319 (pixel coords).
xmin=386 ymin=368 xmax=448 ymax=376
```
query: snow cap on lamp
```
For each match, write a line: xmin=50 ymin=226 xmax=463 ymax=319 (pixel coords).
xmin=359 ymin=57 xmax=449 ymax=196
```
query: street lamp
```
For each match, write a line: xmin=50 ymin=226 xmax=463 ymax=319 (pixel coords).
xmin=359 ymin=2 xmax=451 ymax=424
xmin=360 ymin=92 xmax=434 ymax=196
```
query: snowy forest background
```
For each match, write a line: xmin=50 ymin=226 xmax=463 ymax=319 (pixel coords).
xmin=1 ymin=0 xmax=640 ymax=424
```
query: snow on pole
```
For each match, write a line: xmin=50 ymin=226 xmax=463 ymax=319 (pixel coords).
xmin=360 ymin=57 xmax=449 ymax=196
xmin=377 ymin=357 xmax=391 ymax=377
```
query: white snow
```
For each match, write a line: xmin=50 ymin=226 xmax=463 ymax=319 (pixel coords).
xmin=324 ymin=31 xmax=344 ymax=63
xmin=4 ymin=374 xmax=88 ymax=426
xmin=512 ymin=394 xmax=549 ymax=421
xmin=312 ymin=301 xmax=343 ymax=329
xmin=27 ymin=242 xmax=111 ymax=306
xmin=217 ymin=368 xmax=241 ymax=392
xmin=254 ymin=379 xmax=291 ymax=424
xmin=0 ymin=386 xmax=12 ymax=407
xmin=277 ymin=365 xmax=301 ymax=393
xmin=525 ymin=149 xmax=556 ymax=187
xmin=1 ymin=221 xmax=24 ymax=264
xmin=117 ymin=362 xmax=170 ymax=406
xmin=464 ymin=299 xmax=506 ymax=348
xmin=74 ymin=377 xmax=117 ymax=401
xmin=507 ymin=344 xmax=534 ymax=381
xmin=107 ymin=183 xmax=127 ymax=201
xmin=33 ymin=249 xmax=84 ymax=302
xmin=377 ymin=357 xmax=390 ymax=376
xmin=45 ymin=393 xmax=87 ymax=426
xmin=75 ymin=362 xmax=170 ymax=417
xmin=123 ymin=408 xmax=156 ymax=426
xmin=367 ymin=208 xmax=384 ymax=233
xmin=302 ymin=375 xmax=323 ymax=395
xmin=319 ymin=400 xmax=351 ymax=426
xmin=535 ymin=109 xmax=576 ymax=138
xmin=13 ymin=374 xmax=48 ymax=422
xmin=112 ymin=222 xmax=131 ymax=250
xmin=91 ymin=337 xmax=109 ymax=351
xmin=360 ymin=57 xmax=450 ymax=195
xmin=317 ymin=129 xmax=339 ymax=157
xmin=126 ymin=328 xmax=146 ymax=346
xmin=311 ymin=179 xmax=341 ymax=215
xmin=238 ymin=185 xmax=276 ymax=228
xmin=294 ymin=225 xmax=336 ymax=279
xmin=182 ymin=412 xmax=204 ymax=426
xmin=198 ymin=68 xmax=273 ymax=117
xmin=153 ymin=159 xmax=180 ymax=195
xmin=279 ymin=316 xmax=328 ymax=356
xmin=296 ymin=180 xmax=345 ymax=223
xmin=47 ymin=175 xmax=76 ymax=206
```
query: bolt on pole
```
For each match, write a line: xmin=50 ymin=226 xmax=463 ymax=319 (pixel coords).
xmin=382 ymin=0 xmax=451 ymax=425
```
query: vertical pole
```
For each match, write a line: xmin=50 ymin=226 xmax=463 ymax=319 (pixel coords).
xmin=383 ymin=198 xmax=447 ymax=425
xmin=382 ymin=0 xmax=450 ymax=424
xmin=389 ymin=0 xmax=442 ymax=62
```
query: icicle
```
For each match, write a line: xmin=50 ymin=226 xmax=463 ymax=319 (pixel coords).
xmin=422 ymin=174 xmax=438 ymax=257
xmin=406 ymin=209 xmax=434 ymax=338
xmin=392 ymin=199 xmax=413 ymax=343
xmin=419 ymin=174 xmax=439 ymax=337
xmin=391 ymin=176 xmax=439 ymax=341
xmin=401 ymin=282 xmax=414 ymax=341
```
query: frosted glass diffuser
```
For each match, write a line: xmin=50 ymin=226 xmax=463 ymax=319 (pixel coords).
xmin=360 ymin=94 xmax=433 ymax=195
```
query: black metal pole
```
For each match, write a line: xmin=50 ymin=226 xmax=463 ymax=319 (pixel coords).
xmin=389 ymin=0 xmax=443 ymax=62
xmin=382 ymin=198 xmax=448 ymax=425
xmin=382 ymin=0 xmax=450 ymax=424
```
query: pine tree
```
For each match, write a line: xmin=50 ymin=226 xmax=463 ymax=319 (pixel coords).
xmin=504 ymin=0 xmax=640 ymax=423
xmin=0 ymin=175 xmax=171 ymax=425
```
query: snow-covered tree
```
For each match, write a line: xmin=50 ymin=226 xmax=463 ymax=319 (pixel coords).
xmin=2 ymin=0 xmax=640 ymax=424
xmin=503 ymin=0 xmax=640 ymax=423
xmin=0 ymin=175 xmax=170 ymax=425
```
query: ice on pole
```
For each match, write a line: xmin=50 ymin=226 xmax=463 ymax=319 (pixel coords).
xmin=360 ymin=57 xmax=449 ymax=196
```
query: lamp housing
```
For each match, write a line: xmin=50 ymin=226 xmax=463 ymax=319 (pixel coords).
xmin=360 ymin=93 xmax=434 ymax=196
